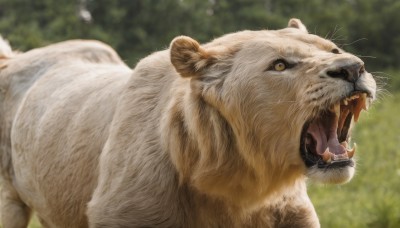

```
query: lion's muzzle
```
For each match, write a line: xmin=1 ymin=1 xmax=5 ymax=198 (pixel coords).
xmin=326 ymin=62 xmax=365 ymax=83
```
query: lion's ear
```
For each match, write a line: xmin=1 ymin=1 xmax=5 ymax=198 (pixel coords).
xmin=170 ymin=36 xmax=215 ymax=78
xmin=288 ymin=18 xmax=308 ymax=33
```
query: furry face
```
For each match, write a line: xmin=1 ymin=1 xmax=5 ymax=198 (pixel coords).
xmin=170 ymin=18 xmax=376 ymax=194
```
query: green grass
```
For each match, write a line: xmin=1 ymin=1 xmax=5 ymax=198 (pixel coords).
xmin=27 ymin=93 xmax=400 ymax=227
xmin=309 ymin=92 xmax=400 ymax=228
xmin=28 ymin=216 xmax=41 ymax=228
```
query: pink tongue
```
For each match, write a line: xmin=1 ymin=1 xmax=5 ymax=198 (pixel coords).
xmin=307 ymin=114 xmax=346 ymax=155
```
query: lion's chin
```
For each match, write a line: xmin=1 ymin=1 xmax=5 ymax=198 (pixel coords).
xmin=306 ymin=165 xmax=355 ymax=184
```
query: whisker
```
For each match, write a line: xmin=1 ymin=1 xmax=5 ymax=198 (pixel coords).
xmin=374 ymin=89 xmax=391 ymax=102
xmin=338 ymin=38 xmax=368 ymax=46
xmin=313 ymin=26 xmax=318 ymax=35
xmin=354 ymin=55 xmax=376 ymax=59
xmin=330 ymin=36 xmax=346 ymax=42
xmin=331 ymin=25 xmax=339 ymax=38
xmin=370 ymin=71 xmax=391 ymax=77
xmin=329 ymin=26 xmax=343 ymax=41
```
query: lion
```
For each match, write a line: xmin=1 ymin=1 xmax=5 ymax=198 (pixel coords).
xmin=0 ymin=18 xmax=376 ymax=227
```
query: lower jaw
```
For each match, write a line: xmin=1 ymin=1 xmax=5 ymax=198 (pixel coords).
xmin=306 ymin=164 xmax=355 ymax=184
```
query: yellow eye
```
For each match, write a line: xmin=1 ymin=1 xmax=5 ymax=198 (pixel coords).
xmin=274 ymin=61 xmax=286 ymax=71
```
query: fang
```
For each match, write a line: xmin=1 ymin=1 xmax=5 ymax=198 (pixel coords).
xmin=322 ymin=149 xmax=332 ymax=163
xmin=347 ymin=143 xmax=357 ymax=158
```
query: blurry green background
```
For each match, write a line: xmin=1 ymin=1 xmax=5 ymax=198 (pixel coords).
xmin=0 ymin=0 xmax=399 ymax=227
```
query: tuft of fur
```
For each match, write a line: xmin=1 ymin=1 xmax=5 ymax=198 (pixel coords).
xmin=0 ymin=35 xmax=13 ymax=59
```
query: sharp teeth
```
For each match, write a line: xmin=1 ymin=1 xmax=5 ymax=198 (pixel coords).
xmin=334 ymin=102 xmax=340 ymax=117
xmin=350 ymin=94 xmax=360 ymax=100
xmin=361 ymin=93 xmax=368 ymax=111
xmin=353 ymin=94 xmax=367 ymax=122
xmin=322 ymin=149 xmax=332 ymax=163
xmin=347 ymin=143 xmax=357 ymax=158
xmin=331 ymin=153 xmax=349 ymax=161
xmin=343 ymin=99 xmax=348 ymax=105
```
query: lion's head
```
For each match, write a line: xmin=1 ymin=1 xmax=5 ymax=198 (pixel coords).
xmin=167 ymin=18 xmax=376 ymax=207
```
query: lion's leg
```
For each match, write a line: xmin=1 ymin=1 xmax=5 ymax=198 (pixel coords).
xmin=1 ymin=185 xmax=32 ymax=228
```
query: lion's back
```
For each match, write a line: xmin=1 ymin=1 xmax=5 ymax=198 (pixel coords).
xmin=0 ymin=40 xmax=132 ymax=227
xmin=11 ymin=62 xmax=131 ymax=226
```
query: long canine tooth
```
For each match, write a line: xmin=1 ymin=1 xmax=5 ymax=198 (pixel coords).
xmin=334 ymin=102 xmax=340 ymax=117
xmin=354 ymin=94 xmax=367 ymax=122
xmin=322 ymin=149 xmax=332 ymax=163
xmin=361 ymin=93 xmax=368 ymax=111
xmin=343 ymin=99 xmax=348 ymax=105
xmin=347 ymin=143 xmax=357 ymax=158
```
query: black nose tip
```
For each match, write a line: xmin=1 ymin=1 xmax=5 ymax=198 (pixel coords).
xmin=327 ymin=63 xmax=365 ymax=82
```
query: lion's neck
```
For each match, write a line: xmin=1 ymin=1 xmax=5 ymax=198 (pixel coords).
xmin=178 ymin=176 xmax=317 ymax=227
xmin=178 ymin=184 xmax=249 ymax=227
xmin=162 ymin=81 xmax=299 ymax=214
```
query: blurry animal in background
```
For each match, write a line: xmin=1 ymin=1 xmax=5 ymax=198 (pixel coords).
xmin=0 ymin=18 xmax=376 ymax=227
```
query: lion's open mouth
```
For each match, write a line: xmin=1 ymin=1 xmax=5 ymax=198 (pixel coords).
xmin=300 ymin=92 xmax=369 ymax=169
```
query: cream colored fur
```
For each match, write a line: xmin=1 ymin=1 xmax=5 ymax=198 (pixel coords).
xmin=0 ymin=40 xmax=130 ymax=227
xmin=0 ymin=36 xmax=13 ymax=59
xmin=0 ymin=19 xmax=376 ymax=227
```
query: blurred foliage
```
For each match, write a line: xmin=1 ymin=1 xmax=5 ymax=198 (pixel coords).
xmin=0 ymin=0 xmax=399 ymax=74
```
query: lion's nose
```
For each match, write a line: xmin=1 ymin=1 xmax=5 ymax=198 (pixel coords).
xmin=326 ymin=63 xmax=365 ymax=83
